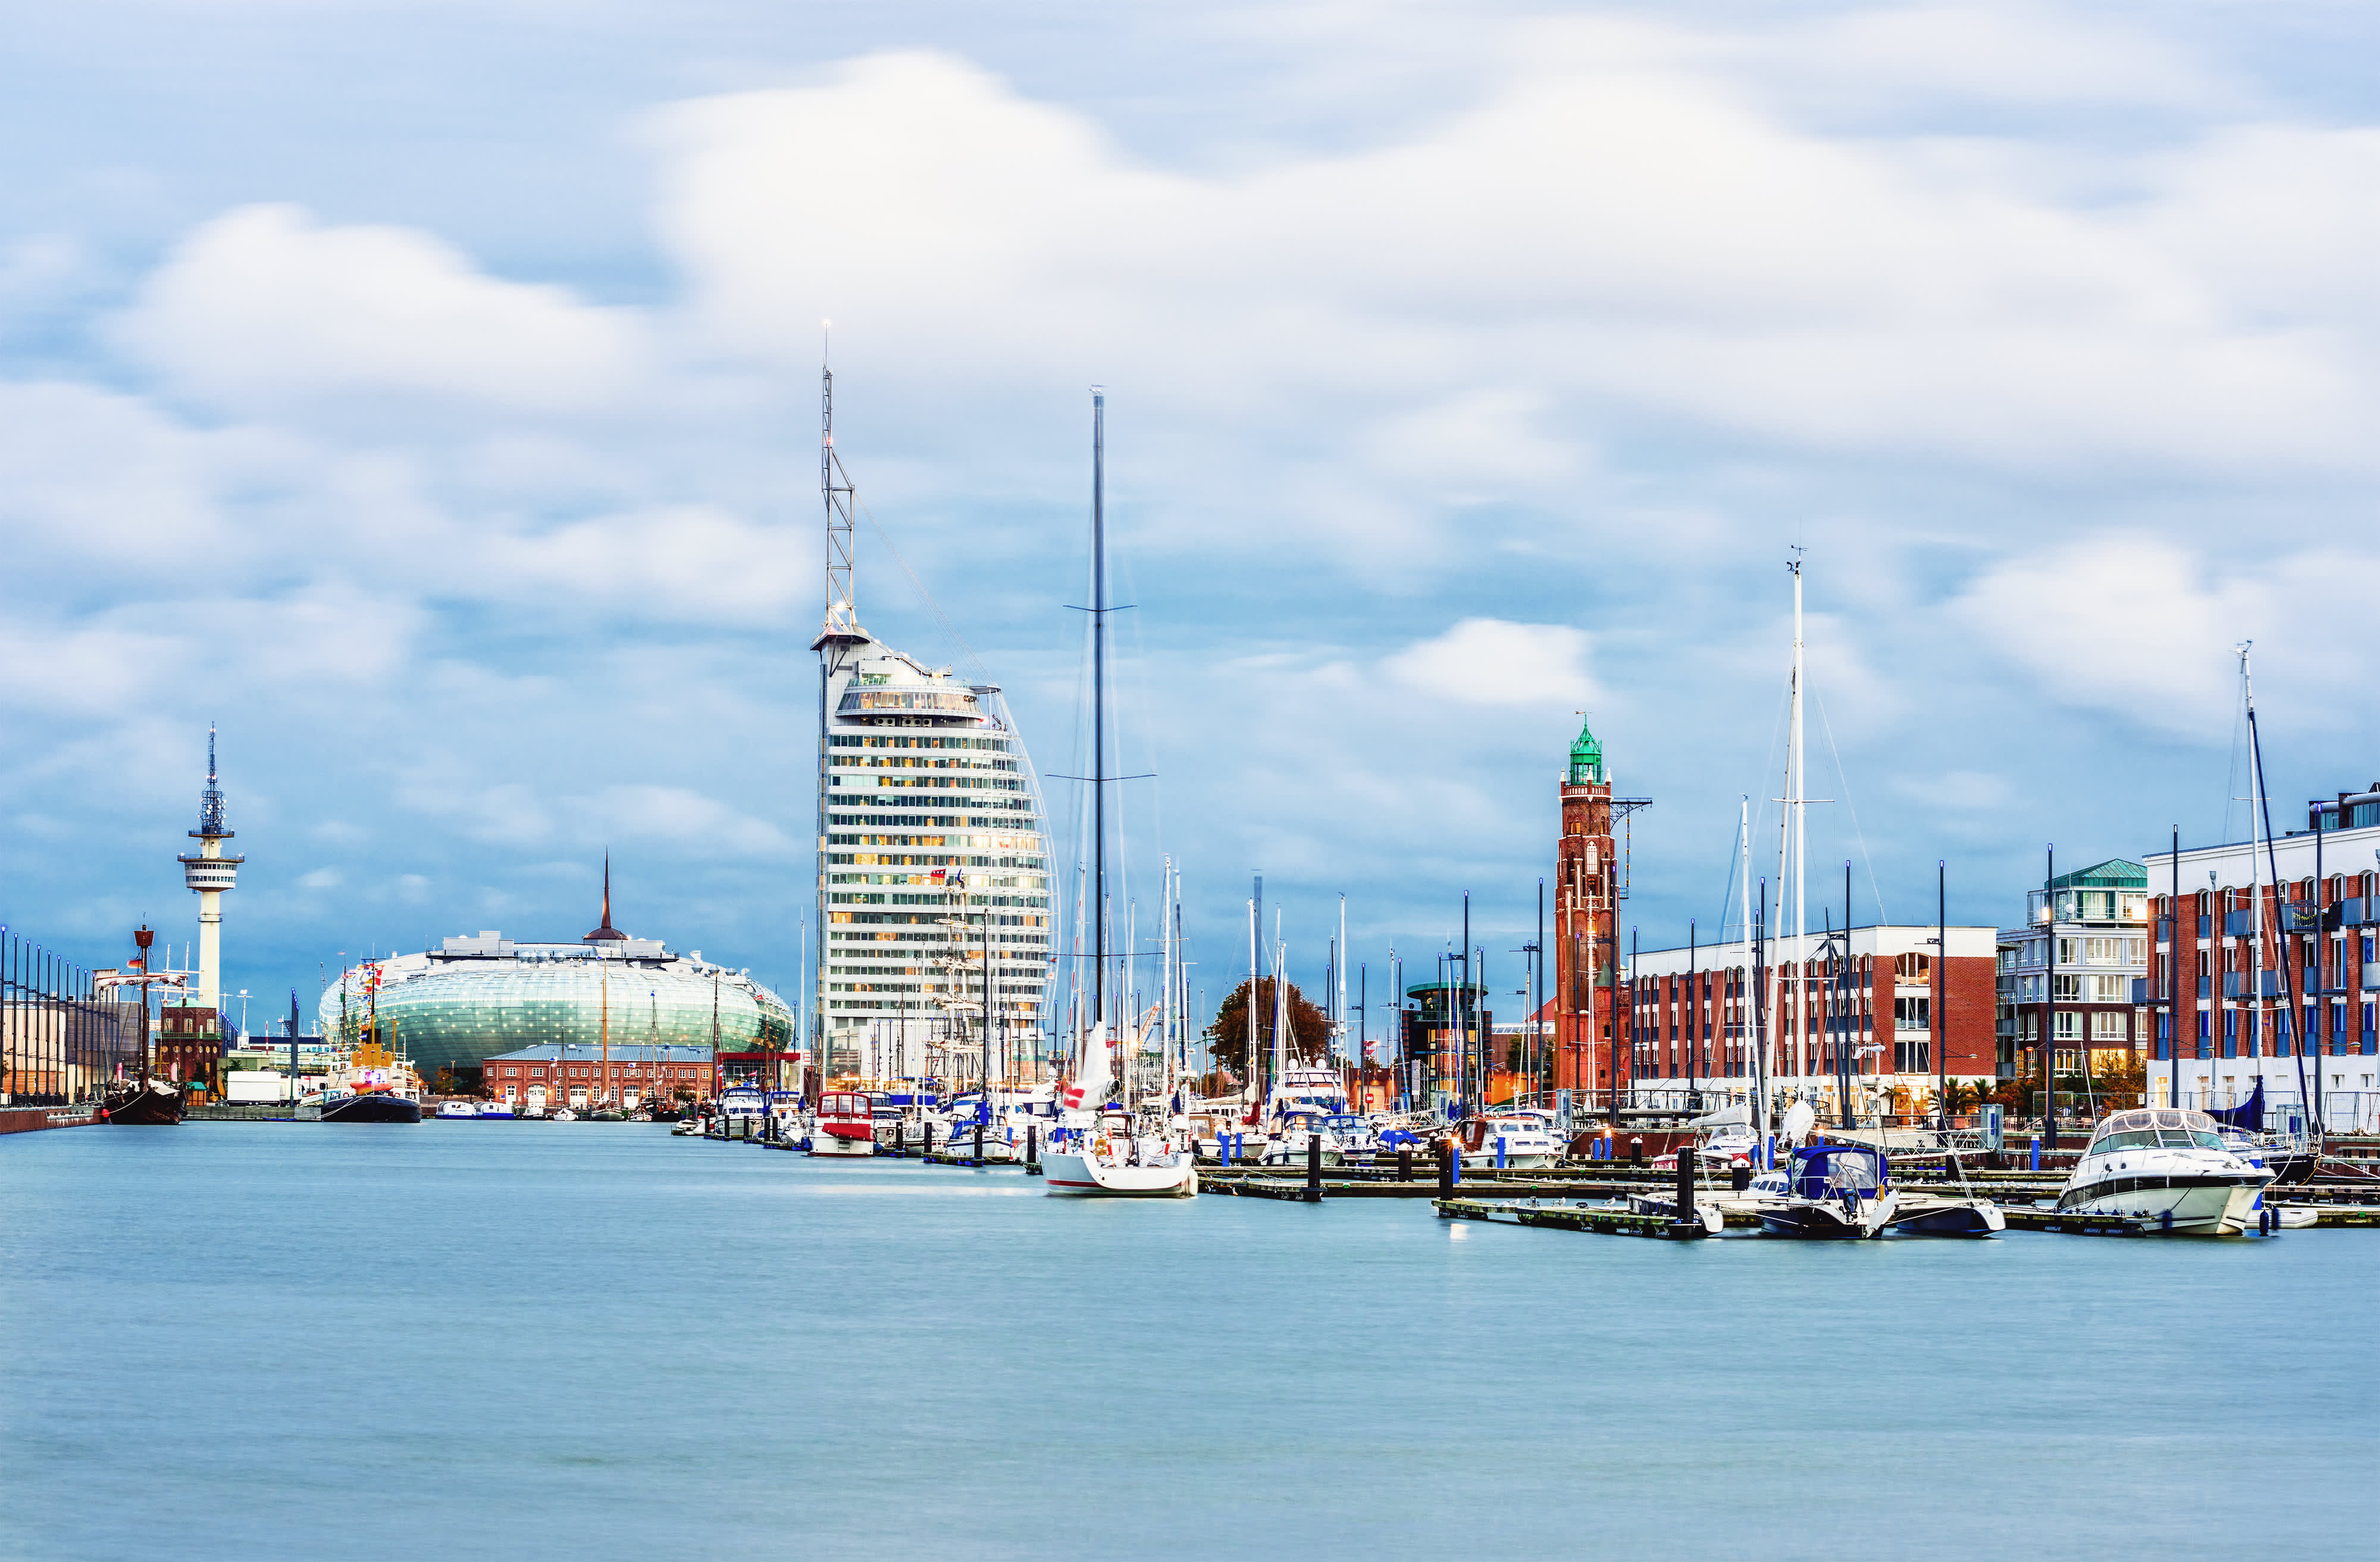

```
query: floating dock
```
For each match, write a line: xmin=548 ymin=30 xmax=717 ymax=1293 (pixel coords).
xmin=1435 ymin=1197 xmax=1719 ymax=1238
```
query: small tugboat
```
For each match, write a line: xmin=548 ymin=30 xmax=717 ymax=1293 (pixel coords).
xmin=308 ymin=1039 xmax=424 ymax=1123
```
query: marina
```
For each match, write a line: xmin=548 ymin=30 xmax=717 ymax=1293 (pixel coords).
xmin=4 ymin=1120 xmax=2376 ymax=1560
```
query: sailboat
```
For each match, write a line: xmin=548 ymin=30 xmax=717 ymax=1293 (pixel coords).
xmin=1042 ymin=389 xmax=1195 ymax=1200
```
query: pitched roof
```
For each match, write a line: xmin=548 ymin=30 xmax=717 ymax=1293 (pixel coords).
xmin=2049 ymin=858 xmax=2147 ymax=890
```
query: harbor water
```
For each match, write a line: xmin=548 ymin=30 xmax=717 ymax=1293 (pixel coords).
xmin=3 ymin=1125 xmax=2373 ymax=1560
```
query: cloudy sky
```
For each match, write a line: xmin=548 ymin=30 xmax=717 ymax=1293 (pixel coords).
xmin=3 ymin=1 xmax=2375 ymax=1032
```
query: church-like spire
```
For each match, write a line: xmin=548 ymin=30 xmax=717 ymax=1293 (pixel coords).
xmin=1567 ymin=712 xmax=1606 ymax=785
xmin=585 ymin=852 xmax=627 ymax=942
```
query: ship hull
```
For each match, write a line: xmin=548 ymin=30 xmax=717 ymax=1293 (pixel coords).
xmin=320 ymin=1093 xmax=423 ymax=1124
xmin=1042 ymin=1148 xmax=1197 ymax=1197
xmin=101 ymin=1084 xmax=184 ymax=1125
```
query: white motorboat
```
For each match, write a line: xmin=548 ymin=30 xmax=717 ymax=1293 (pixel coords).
xmin=1457 ymin=1110 xmax=1564 ymax=1169
xmin=2054 ymin=1107 xmax=2275 ymax=1235
xmin=1042 ymin=1109 xmax=1197 ymax=1198
xmin=550 ymin=1107 xmax=579 ymax=1122
xmin=436 ymin=1100 xmax=478 ymax=1119
xmin=477 ymin=1099 xmax=516 ymax=1119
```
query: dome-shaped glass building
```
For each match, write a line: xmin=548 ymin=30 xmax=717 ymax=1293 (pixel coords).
xmin=318 ymin=901 xmax=793 ymax=1082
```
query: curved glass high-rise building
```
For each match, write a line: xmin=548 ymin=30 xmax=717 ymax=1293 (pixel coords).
xmin=812 ymin=369 xmax=1054 ymax=1083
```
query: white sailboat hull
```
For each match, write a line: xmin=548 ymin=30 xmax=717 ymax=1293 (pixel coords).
xmin=1042 ymin=1147 xmax=1197 ymax=1198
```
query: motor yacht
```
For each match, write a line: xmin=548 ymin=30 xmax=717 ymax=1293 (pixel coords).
xmin=1458 ymin=1110 xmax=1563 ymax=1170
xmin=2055 ymin=1107 xmax=2275 ymax=1235
xmin=436 ymin=1100 xmax=478 ymax=1119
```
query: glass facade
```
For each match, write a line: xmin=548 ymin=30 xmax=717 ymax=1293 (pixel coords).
xmin=818 ymin=640 xmax=1054 ymax=1077
xmin=319 ymin=951 xmax=793 ymax=1076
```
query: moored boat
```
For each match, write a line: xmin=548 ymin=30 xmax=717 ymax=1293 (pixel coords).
xmin=2054 ymin=1106 xmax=2273 ymax=1235
xmin=1758 ymin=1144 xmax=1899 ymax=1238
xmin=1043 ymin=1106 xmax=1197 ymax=1198
xmin=812 ymin=1090 xmax=878 ymax=1156
xmin=99 ymin=1078 xmax=184 ymax=1125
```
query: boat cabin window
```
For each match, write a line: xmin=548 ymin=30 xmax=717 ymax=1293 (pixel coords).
xmin=1791 ymin=1147 xmax=1883 ymax=1197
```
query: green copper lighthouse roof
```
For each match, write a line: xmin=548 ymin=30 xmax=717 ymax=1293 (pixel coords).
xmin=1568 ymin=713 xmax=1606 ymax=785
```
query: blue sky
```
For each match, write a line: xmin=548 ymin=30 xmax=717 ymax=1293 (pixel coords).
xmin=3 ymin=1 xmax=2375 ymax=1035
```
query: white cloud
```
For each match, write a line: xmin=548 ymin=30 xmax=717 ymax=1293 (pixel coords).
xmin=298 ymin=868 xmax=343 ymax=890
xmin=117 ymin=204 xmax=648 ymax=415
xmin=644 ymin=38 xmax=2379 ymax=495
xmin=1949 ymin=533 xmax=2380 ymax=738
xmin=1383 ymin=618 xmax=1601 ymax=709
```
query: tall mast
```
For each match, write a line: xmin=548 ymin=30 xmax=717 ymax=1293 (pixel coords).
xmin=2242 ymin=644 xmax=2314 ymax=1122
xmin=1739 ymin=797 xmax=1753 ymax=1114
xmin=1790 ymin=553 xmax=1806 ymax=1090
xmin=1092 ymin=389 xmax=1107 ymax=1032
xmin=1337 ymin=894 xmax=1348 ymax=1062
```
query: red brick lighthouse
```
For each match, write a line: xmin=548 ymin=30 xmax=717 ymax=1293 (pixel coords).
xmin=1554 ymin=715 xmax=1621 ymax=1103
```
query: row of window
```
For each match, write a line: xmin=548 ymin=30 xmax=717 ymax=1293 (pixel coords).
xmin=828 ymin=734 xmax=1012 ymax=750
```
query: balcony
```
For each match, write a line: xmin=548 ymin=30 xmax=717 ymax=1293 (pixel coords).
xmin=2222 ymin=971 xmax=2282 ymax=999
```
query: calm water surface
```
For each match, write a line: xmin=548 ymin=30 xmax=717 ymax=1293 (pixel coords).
xmin=2 ymin=1123 xmax=2373 ymax=1560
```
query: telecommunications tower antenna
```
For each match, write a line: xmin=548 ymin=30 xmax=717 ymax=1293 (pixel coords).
xmin=812 ymin=325 xmax=872 ymax=1090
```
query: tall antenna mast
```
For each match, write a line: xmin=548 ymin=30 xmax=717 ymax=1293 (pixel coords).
xmin=812 ymin=333 xmax=872 ymax=1093
xmin=821 ymin=332 xmax=859 ymax=641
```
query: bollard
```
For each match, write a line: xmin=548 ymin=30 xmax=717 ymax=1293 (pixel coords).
xmin=1026 ymin=1123 xmax=1038 ymax=1170
xmin=1666 ymin=1142 xmax=1704 ymax=1238
xmin=1730 ymin=1157 xmax=1751 ymax=1193
xmin=2029 ymin=1135 xmax=2041 ymax=1172
xmin=1397 ymin=1147 xmax=1414 ymax=1183
xmin=923 ymin=1119 xmax=935 ymax=1159
xmin=1495 ymin=1135 xmax=1508 ymax=1170
xmin=1306 ymin=1133 xmax=1323 ymax=1203
xmin=1438 ymin=1138 xmax=1455 ymax=1195
xmin=974 ymin=1122 xmax=985 ymax=1165
xmin=1629 ymin=1135 xmax=1644 ymax=1168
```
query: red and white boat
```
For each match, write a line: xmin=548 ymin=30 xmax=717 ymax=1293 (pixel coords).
xmin=811 ymin=1090 xmax=878 ymax=1157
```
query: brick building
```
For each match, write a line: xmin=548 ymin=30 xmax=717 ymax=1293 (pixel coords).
xmin=1625 ymin=925 xmax=1997 ymax=1116
xmin=484 ymin=1041 xmax=712 ymax=1110
xmin=2144 ymin=802 xmax=2380 ymax=1130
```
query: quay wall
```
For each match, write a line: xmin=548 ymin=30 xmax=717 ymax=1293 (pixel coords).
xmin=1 ymin=1104 xmax=98 ymax=1134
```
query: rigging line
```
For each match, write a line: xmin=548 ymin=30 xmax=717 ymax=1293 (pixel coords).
xmin=852 ymin=496 xmax=989 ymax=685
xmin=1749 ymin=669 xmax=1792 ymax=862
xmin=1809 ymin=683 xmax=1888 ymax=928
xmin=2222 ymin=669 xmax=2250 ymax=849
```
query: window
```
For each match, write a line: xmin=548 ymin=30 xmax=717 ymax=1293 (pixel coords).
xmin=1894 ymin=996 xmax=1930 ymax=1032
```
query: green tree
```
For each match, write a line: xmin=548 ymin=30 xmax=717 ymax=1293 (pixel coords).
xmin=1204 ymin=977 xmax=1333 ymax=1076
